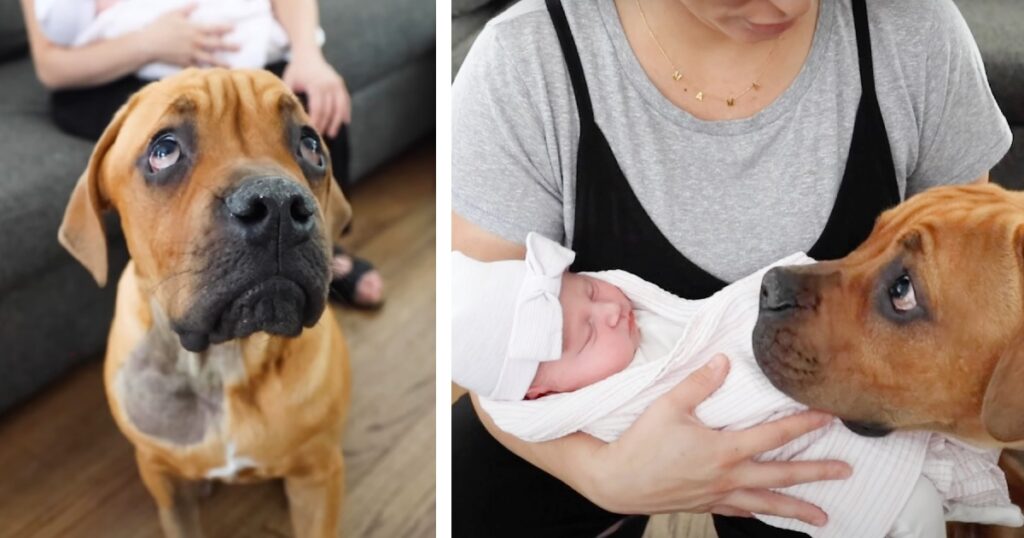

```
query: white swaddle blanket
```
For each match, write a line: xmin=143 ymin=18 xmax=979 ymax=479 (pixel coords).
xmin=479 ymin=253 xmax=1023 ymax=537
xmin=35 ymin=0 xmax=311 ymax=80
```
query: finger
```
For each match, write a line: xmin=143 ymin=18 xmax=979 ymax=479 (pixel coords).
xmin=198 ymin=35 xmax=239 ymax=53
xmin=338 ymin=89 xmax=352 ymax=126
xmin=727 ymin=410 xmax=834 ymax=457
xmin=192 ymin=51 xmax=227 ymax=68
xmin=337 ymin=78 xmax=352 ymax=125
xmin=659 ymin=354 xmax=730 ymax=415
xmin=327 ymin=90 xmax=344 ymax=137
xmin=216 ymin=40 xmax=241 ymax=53
xmin=710 ymin=506 xmax=754 ymax=518
xmin=175 ymin=2 xmax=198 ymax=16
xmin=200 ymin=24 xmax=235 ymax=36
xmin=723 ymin=489 xmax=828 ymax=527
xmin=197 ymin=34 xmax=221 ymax=52
xmin=731 ymin=460 xmax=852 ymax=491
xmin=323 ymin=89 xmax=340 ymax=137
xmin=281 ymin=67 xmax=297 ymax=90
xmin=306 ymin=89 xmax=325 ymax=133
xmin=317 ymin=89 xmax=336 ymax=136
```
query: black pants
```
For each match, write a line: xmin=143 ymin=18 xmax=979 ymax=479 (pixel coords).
xmin=453 ymin=395 xmax=807 ymax=538
xmin=453 ymin=394 xmax=647 ymax=537
xmin=50 ymin=62 xmax=350 ymax=188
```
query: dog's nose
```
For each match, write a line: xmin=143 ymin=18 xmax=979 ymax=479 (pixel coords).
xmin=760 ymin=267 xmax=802 ymax=312
xmin=225 ymin=177 xmax=316 ymax=246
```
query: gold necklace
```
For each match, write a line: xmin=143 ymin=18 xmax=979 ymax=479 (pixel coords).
xmin=635 ymin=0 xmax=780 ymax=107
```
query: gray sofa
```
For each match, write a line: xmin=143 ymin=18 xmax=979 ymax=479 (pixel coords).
xmin=0 ymin=0 xmax=435 ymax=414
xmin=452 ymin=0 xmax=514 ymax=77
xmin=454 ymin=0 xmax=1023 ymax=186
xmin=955 ymin=0 xmax=1024 ymax=188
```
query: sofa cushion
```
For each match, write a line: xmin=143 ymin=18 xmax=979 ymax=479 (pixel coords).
xmin=993 ymin=126 xmax=1024 ymax=189
xmin=318 ymin=0 xmax=436 ymax=93
xmin=453 ymin=1 xmax=517 ymax=76
xmin=0 ymin=59 xmax=50 ymax=115
xmin=0 ymin=99 xmax=95 ymax=293
xmin=0 ymin=0 xmax=26 ymax=61
xmin=0 ymin=241 xmax=129 ymax=414
xmin=954 ymin=0 xmax=1024 ymax=124
xmin=453 ymin=0 xmax=498 ymax=17
xmin=453 ymin=8 xmax=501 ymax=77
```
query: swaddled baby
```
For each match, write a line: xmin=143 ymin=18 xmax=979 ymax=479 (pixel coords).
xmin=452 ymin=232 xmax=1024 ymax=538
xmin=35 ymin=0 xmax=306 ymax=80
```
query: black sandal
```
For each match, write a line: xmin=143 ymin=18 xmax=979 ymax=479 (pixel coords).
xmin=328 ymin=245 xmax=383 ymax=309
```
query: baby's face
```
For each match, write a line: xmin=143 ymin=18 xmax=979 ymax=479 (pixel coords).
xmin=527 ymin=273 xmax=640 ymax=398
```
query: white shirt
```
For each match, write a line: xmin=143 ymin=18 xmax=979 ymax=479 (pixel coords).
xmin=34 ymin=0 xmax=304 ymax=80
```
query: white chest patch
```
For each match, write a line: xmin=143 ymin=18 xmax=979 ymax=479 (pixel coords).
xmin=205 ymin=442 xmax=260 ymax=480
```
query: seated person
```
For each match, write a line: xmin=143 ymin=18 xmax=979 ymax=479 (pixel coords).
xmin=452 ymin=232 xmax=1024 ymax=538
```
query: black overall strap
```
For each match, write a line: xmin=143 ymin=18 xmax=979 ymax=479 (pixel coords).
xmin=806 ymin=0 xmax=901 ymax=260
xmin=852 ymin=0 xmax=878 ymax=100
xmin=548 ymin=0 xmax=729 ymax=299
xmin=546 ymin=0 xmax=595 ymax=125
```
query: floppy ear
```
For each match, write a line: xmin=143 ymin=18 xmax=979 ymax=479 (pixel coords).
xmin=980 ymin=224 xmax=1024 ymax=443
xmin=324 ymin=175 xmax=352 ymax=243
xmin=57 ymin=101 xmax=131 ymax=287
xmin=982 ymin=342 xmax=1024 ymax=443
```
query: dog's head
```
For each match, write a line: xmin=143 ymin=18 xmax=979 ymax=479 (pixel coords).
xmin=59 ymin=68 xmax=352 ymax=352
xmin=753 ymin=183 xmax=1024 ymax=445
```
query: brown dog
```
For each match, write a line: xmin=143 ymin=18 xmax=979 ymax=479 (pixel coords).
xmin=753 ymin=183 xmax=1024 ymax=447
xmin=58 ymin=68 xmax=352 ymax=537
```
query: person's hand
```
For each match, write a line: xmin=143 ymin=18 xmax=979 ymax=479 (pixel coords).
xmin=141 ymin=4 xmax=240 ymax=68
xmin=585 ymin=354 xmax=852 ymax=526
xmin=282 ymin=52 xmax=351 ymax=138
xmin=96 ymin=0 xmax=119 ymax=14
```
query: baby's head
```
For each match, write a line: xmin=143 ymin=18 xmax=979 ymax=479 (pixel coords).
xmin=452 ymin=233 xmax=640 ymax=401
xmin=528 ymin=272 xmax=639 ymax=398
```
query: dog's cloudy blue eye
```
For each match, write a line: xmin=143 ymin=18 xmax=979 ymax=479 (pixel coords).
xmin=148 ymin=134 xmax=180 ymax=172
xmin=888 ymin=273 xmax=917 ymax=312
xmin=298 ymin=132 xmax=323 ymax=168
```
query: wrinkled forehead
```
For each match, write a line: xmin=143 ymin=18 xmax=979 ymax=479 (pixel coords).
xmin=848 ymin=186 xmax=1024 ymax=265
xmin=113 ymin=70 xmax=306 ymax=157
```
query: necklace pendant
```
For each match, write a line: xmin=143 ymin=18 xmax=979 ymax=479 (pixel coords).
xmin=752 ymin=82 xmax=761 ymax=90
xmin=726 ymin=97 xmax=735 ymax=107
xmin=695 ymin=91 xmax=704 ymax=102
xmin=672 ymin=70 xmax=682 ymax=81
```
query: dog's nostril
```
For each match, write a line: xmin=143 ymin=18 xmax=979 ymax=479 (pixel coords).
xmin=289 ymin=196 xmax=313 ymax=224
xmin=763 ymin=290 xmax=795 ymax=311
xmin=233 ymin=198 xmax=270 ymax=225
xmin=224 ymin=178 xmax=316 ymax=245
xmin=761 ymin=268 xmax=801 ymax=312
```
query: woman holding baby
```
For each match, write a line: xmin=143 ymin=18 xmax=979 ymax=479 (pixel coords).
xmin=452 ymin=0 xmax=1011 ymax=536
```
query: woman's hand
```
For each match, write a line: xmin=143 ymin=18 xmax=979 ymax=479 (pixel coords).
xmin=585 ymin=354 xmax=851 ymax=526
xmin=141 ymin=4 xmax=239 ymax=68
xmin=282 ymin=51 xmax=351 ymax=138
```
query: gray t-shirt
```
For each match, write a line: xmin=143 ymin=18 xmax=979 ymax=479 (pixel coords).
xmin=452 ymin=0 xmax=1012 ymax=282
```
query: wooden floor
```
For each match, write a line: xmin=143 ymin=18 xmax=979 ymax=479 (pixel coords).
xmin=0 ymin=144 xmax=436 ymax=537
